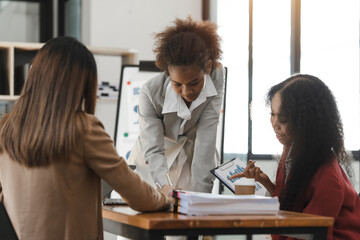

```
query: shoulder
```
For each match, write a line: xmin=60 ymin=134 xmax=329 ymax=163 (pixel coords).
xmin=210 ymin=63 xmax=225 ymax=91
xmin=77 ymin=113 xmax=107 ymax=138
xmin=311 ymin=159 xmax=343 ymax=189
xmin=139 ymin=72 xmax=169 ymax=105
xmin=142 ymin=72 xmax=168 ymax=94
xmin=83 ymin=113 xmax=104 ymax=129
xmin=301 ymin=160 xmax=344 ymax=207
xmin=317 ymin=159 xmax=342 ymax=178
xmin=210 ymin=63 xmax=224 ymax=79
xmin=79 ymin=113 xmax=113 ymax=148
xmin=210 ymin=64 xmax=225 ymax=83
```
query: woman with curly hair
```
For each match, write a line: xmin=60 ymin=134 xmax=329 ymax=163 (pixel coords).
xmin=230 ymin=74 xmax=360 ymax=239
xmin=129 ymin=17 xmax=224 ymax=193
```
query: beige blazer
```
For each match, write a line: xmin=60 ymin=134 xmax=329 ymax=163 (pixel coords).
xmin=0 ymin=114 xmax=171 ymax=240
xmin=129 ymin=66 xmax=225 ymax=193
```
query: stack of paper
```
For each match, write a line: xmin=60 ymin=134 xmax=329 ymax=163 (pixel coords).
xmin=172 ymin=190 xmax=279 ymax=216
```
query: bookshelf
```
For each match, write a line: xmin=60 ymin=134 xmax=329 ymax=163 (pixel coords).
xmin=0 ymin=41 xmax=138 ymax=101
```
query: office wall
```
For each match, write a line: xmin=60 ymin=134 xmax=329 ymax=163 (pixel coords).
xmin=82 ymin=0 xmax=202 ymax=60
xmin=82 ymin=0 xmax=202 ymax=139
xmin=0 ymin=2 xmax=39 ymax=42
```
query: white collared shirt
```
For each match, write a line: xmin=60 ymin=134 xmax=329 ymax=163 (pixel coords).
xmin=162 ymin=74 xmax=218 ymax=134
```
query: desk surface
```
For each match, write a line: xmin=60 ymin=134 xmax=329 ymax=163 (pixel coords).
xmin=103 ymin=205 xmax=334 ymax=230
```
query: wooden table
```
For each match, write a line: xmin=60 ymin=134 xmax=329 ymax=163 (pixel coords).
xmin=103 ymin=206 xmax=333 ymax=240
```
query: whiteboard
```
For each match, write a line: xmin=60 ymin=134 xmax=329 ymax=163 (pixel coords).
xmin=114 ymin=64 xmax=160 ymax=162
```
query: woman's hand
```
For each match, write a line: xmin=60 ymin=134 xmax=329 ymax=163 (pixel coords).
xmin=229 ymin=160 xmax=274 ymax=194
xmin=229 ymin=160 xmax=260 ymax=179
xmin=159 ymin=185 xmax=174 ymax=197
xmin=158 ymin=185 xmax=176 ymax=212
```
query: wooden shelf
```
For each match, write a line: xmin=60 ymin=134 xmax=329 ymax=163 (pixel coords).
xmin=0 ymin=96 xmax=19 ymax=101
xmin=0 ymin=41 xmax=138 ymax=101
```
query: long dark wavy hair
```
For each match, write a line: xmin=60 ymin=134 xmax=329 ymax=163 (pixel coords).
xmin=266 ymin=74 xmax=352 ymax=211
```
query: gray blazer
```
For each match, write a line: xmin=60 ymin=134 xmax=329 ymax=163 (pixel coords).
xmin=129 ymin=67 xmax=225 ymax=193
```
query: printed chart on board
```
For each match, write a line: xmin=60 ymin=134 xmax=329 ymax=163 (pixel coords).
xmin=114 ymin=65 xmax=159 ymax=161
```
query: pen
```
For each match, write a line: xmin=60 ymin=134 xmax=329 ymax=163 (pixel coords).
xmin=166 ymin=173 xmax=173 ymax=187
xmin=155 ymin=182 xmax=162 ymax=190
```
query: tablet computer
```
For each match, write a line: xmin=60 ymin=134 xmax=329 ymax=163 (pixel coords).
xmin=210 ymin=158 xmax=264 ymax=194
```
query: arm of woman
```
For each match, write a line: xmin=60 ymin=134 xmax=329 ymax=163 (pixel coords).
xmin=84 ymin=115 xmax=172 ymax=212
xmin=189 ymin=67 xmax=225 ymax=192
xmin=137 ymin=81 xmax=170 ymax=186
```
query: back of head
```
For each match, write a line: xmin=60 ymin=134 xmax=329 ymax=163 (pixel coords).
xmin=154 ymin=17 xmax=222 ymax=73
xmin=25 ymin=36 xmax=98 ymax=114
xmin=0 ymin=36 xmax=97 ymax=167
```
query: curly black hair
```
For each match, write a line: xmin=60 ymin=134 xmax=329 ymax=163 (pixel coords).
xmin=153 ymin=17 xmax=222 ymax=73
xmin=266 ymin=74 xmax=352 ymax=211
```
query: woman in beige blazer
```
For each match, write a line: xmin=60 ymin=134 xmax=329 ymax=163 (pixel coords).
xmin=129 ymin=18 xmax=224 ymax=193
xmin=0 ymin=36 xmax=172 ymax=240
